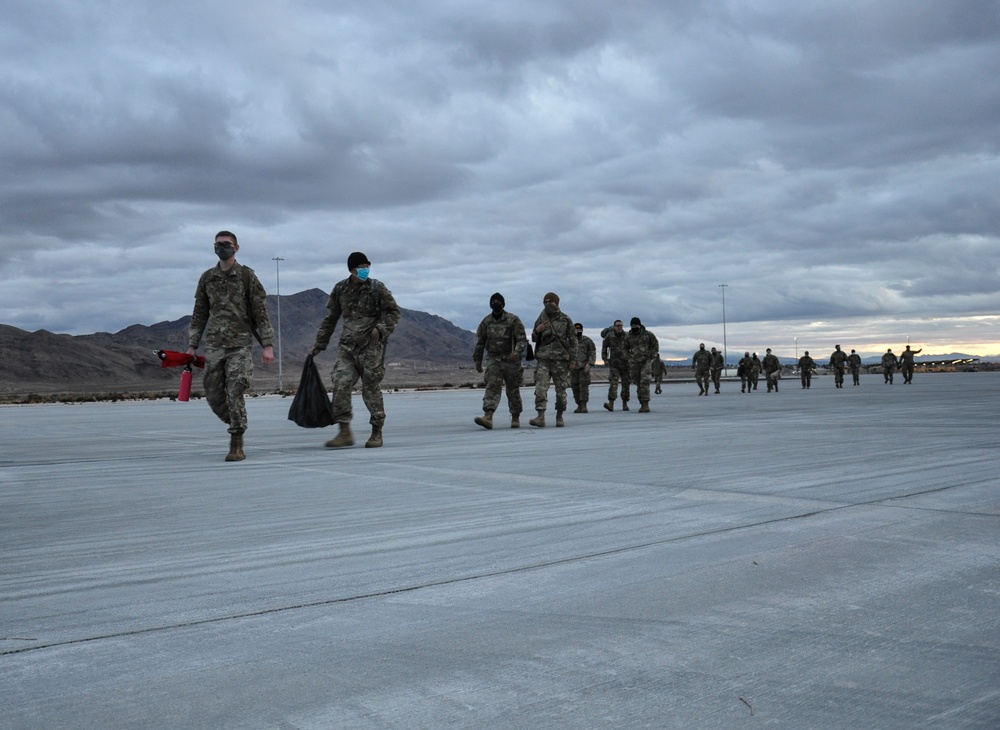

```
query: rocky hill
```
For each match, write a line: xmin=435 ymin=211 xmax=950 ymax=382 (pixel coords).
xmin=0 ymin=288 xmax=478 ymax=396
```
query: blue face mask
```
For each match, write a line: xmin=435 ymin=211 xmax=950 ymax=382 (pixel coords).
xmin=355 ymin=267 xmax=370 ymax=281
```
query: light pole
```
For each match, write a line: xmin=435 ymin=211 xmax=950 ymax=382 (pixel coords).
xmin=718 ymin=284 xmax=728 ymax=375
xmin=273 ymin=256 xmax=284 ymax=391
xmin=795 ymin=337 xmax=798 ymax=360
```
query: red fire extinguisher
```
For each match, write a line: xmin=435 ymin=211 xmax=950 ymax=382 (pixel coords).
xmin=178 ymin=364 xmax=193 ymax=402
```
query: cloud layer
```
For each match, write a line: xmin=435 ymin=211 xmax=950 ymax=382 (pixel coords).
xmin=2 ymin=0 xmax=999 ymax=358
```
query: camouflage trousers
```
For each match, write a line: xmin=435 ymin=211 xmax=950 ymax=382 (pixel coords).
xmin=330 ymin=340 xmax=386 ymax=427
xmin=533 ymin=358 xmax=571 ymax=413
xmin=203 ymin=346 xmax=254 ymax=434
xmin=832 ymin=365 xmax=845 ymax=386
xmin=710 ymin=368 xmax=723 ymax=390
xmin=630 ymin=360 xmax=653 ymax=402
xmin=570 ymin=368 xmax=591 ymax=405
xmin=482 ymin=358 xmax=523 ymax=415
xmin=695 ymin=367 xmax=711 ymax=393
xmin=606 ymin=362 xmax=631 ymax=403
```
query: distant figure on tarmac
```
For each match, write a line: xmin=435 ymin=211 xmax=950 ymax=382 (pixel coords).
xmin=738 ymin=352 xmax=754 ymax=394
xmin=570 ymin=323 xmax=596 ymax=413
xmin=798 ymin=351 xmax=815 ymax=389
xmin=762 ymin=349 xmax=782 ymax=392
xmin=898 ymin=345 xmax=923 ymax=384
xmin=651 ymin=356 xmax=665 ymax=394
xmin=848 ymin=349 xmax=863 ymax=386
xmin=473 ymin=292 xmax=526 ymax=430
xmin=624 ymin=317 xmax=659 ymax=412
xmin=187 ymin=230 xmax=275 ymax=462
xmin=709 ymin=347 xmax=725 ymax=394
xmin=829 ymin=344 xmax=849 ymax=388
xmin=881 ymin=349 xmax=899 ymax=384
xmin=602 ymin=320 xmax=632 ymax=412
xmin=312 ymin=251 xmax=402 ymax=450
xmin=692 ymin=343 xmax=712 ymax=396
xmin=530 ymin=292 xmax=577 ymax=427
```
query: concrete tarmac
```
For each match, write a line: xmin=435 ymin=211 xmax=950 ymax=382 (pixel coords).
xmin=2 ymin=373 xmax=998 ymax=729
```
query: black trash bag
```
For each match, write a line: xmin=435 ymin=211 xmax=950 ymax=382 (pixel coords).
xmin=525 ymin=342 xmax=535 ymax=361
xmin=287 ymin=354 xmax=335 ymax=428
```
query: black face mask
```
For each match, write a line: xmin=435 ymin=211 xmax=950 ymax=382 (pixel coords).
xmin=214 ymin=243 xmax=236 ymax=260
xmin=491 ymin=302 xmax=504 ymax=314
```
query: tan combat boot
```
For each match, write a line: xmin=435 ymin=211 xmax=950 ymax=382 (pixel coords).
xmin=603 ymin=401 xmax=614 ymax=412
xmin=325 ymin=422 xmax=354 ymax=448
xmin=579 ymin=403 xmax=588 ymax=413
xmin=622 ymin=401 xmax=630 ymax=411
xmin=225 ymin=432 xmax=246 ymax=462
xmin=365 ymin=426 xmax=383 ymax=448
xmin=510 ymin=415 xmax=520 ymax=428
xmin=474 ymin=411 xmax=494 ymax=430
xmin=555 ymin=411 xmax=565 ymax=427
xmin=528 ymin=410 xmax=546 ymax=427
xmin=638 ymin=401 xmax=650 ymax=413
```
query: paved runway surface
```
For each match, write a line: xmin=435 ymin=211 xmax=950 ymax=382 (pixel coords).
xmin=2 ymin=373 xmax=998 ymax=729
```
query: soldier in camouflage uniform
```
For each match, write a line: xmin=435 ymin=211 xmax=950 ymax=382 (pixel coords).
xmin=570 ymin=323 xmax=597 ymax=413
xmin=848 ymin=349 xmax=863 ymax=386
xmin=601 ymin=320 xmax=631 ymax=411
xmin=881 ymin=348 xmax=899 ymax=384
xmin=829 ymin=344 xmax=849 ymax=388
xmin=762 ymin=348 xmax=782 ymax=392
xmin=797 ymin=351 xmax=815 ymax=389
xmin=709 ymin=347 xmax=725 ymax=394
xmin=311 ymin=251 xmax=401 ymax=449
xmin=750 ymin=353 xmax=762 ymax=391
xmin=898 ymin=345 xmax=922 ymax=384
xmin=529 ymin=292 xmax=577 ymax=427
xmin=737 ymin=352 xmax=754 ymax=394
xmin=473 ymin=292 xmax=527 ymax=429
xmin=692 ymin=343 xmax=712 ymax=396
xmin=187 ymin=231 xmax=275 ymax=462
xmin=625 ymin=317 xmax=659 ymax=412
xmin=651 ymin=356 xmax=665 ymax=394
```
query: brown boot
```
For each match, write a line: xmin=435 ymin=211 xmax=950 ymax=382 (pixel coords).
xmin=603 ymin=401 xmax=614 ymax=412
xmin=225 ymin=432 xmax=246 ymax=462
xmin=528 ymin=411 xmax=546 ymax=427
xmin=578 ymin=403 xmax=588 ymax=413
xmin=622 ymin=401 xmax=630 ymax=411
xmin=510 ymin=415 xmax=520 ymax=429
xmin=555 ymin=411 xmax=565 ymax=427
xmin=325 ymin=422 xmax=354 ymax=448
xmin=573 ymin=404 xmax=583 ymax=414
xmin=474 ymin=411 xmax=494 ymax=430
xmin=638 ymin=402 xmax=650 ymax=413
xmin=365 ymin=426 xmax=383 ymax=448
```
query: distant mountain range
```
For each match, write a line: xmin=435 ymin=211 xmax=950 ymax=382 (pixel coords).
xmin=0 ymin=288 xmax=477 ymax=393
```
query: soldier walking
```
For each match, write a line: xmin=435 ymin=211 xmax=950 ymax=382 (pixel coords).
xmin=848 ymin=349 xmax=863 ymax=385
xmin=602 ymin=320 xmax=632 ymax=411
xmin=473 ymin=293 xmax=527 ymax=429
xmin=692 ymin=343 xmax=712 ymax=396
xmin=798 ymin=351 xmax=815 ymax=389
xmin=570 ymin=323 xmax=596 ymax=413
xmin=625 ymin=317 xmax=659 ymax=412
xmin=829 ymin=344 xmax=849 ymax=388
xmin=312 ymin=252 xmax=402 ymax=449
xmin=762 ymin=348 xmax=782 ymax=392
xmin=881 ymin=349 xmax=899 ymax=384
xmin=530 ymin=293 xmax=577 ymax=427
xmin=709 ymin=347 xmax=725 ymax=394
xmin=898 ymin=345 xmax=923 ymax=384
xmin=738 ymin=352 xmax=753 ymax=393
xmin=187 ymin=230 xmax=275 ymax=462
xmin=651 ymin=356 xmax=665 ymax=394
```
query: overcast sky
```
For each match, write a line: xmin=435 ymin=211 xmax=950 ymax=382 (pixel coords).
xmin=2 ymin=0 xmax=999 ymax=360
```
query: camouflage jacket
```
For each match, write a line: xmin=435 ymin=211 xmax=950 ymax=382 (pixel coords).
xmin=532 ymin=308 xmax=578 ymax=362
xmin=829 ymin=349 xmax=849 ymax=368
xmin=847 ymin=353 xmax=862 ymax=370
xmin=313 ymin=277 xmax=401 ymax=351
xmin=625 ymin=326 xmax=659 ymax=364
xmin=762 ymin=354 xmax=781 ymax=373
xmin=692 ymin=348 xmax=712 ymax=372
xmin=898 ymin=349 xmax=921 ymax=366
xmin=798 ymin=355 xmax=815 ymax=373
xmin=882 ymin=353 xmax=898 ymax=369
xmin=601 ymin=330 xmax=629 ymax=368
xmin=710 ymin=351 xmax=725 ymax=371
xmin=473 ymin=311 xmax=527 ymax=364
xmin=572 ymin=335 xmax=597 ymax=368
xmin=189 ymin=262 xmax=274 ymax=350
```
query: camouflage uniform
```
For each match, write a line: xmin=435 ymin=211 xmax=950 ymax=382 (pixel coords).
xmin=531 ymin=305 xmax=577 ymax=417
xmin=750 ymin=354 xmax=762 ymax=391
xmin=737 ymin=353 xmax=752 ymax=393
xmin=601 ymin=326 xmax=631 ymax=407
xmin=692 ymin=345 xmax=712 ymax=396
xmin=898 ymin=346 xmax=922 ymax=384
xmin=189 ymin=262 xmax=274 ymax=434
xmin=709 ymin=349 xmax=725 ymax=393
xmin=762 ymin=351 xmax=781 ymax=392
xmin=625 ymin=323 xmax=659 ymax=407
xmin=313 ymin=277 xmax=401 ymax=427
xmin=847 ymin=351 xmax=863 ymax=385
xmin=829 ymin=346 xmax=848 ymax=388
xmin=570 ymin=331 xmax=597 ymax=410
xmin=881 ymin=350 xmax=899 ymax=384
xmin=473 ymin=310 xmax=527 ymax=418
xmin=651 ymin=357 xmax=665 ymax=394
xmin=798 ymin=354 xmax=815 ymax=389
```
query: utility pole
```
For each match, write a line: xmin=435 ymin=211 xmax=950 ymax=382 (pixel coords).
xmin=273 ymin=256 xmax=284 ymax=391
xmin=719 ymin=284 xmax=728 ymax=375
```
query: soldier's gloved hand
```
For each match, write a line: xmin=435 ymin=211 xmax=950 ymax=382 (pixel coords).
xmin=476 ymin=363 xmax=483 ymax=373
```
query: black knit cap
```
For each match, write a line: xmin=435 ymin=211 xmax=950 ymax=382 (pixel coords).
xmin=490 ymin=292 xmax=505 ymax=306
xmin=347 ymin=251 xmax=369 ymax=271
xmin=630 ymin=317 xmax=641 ymax=326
